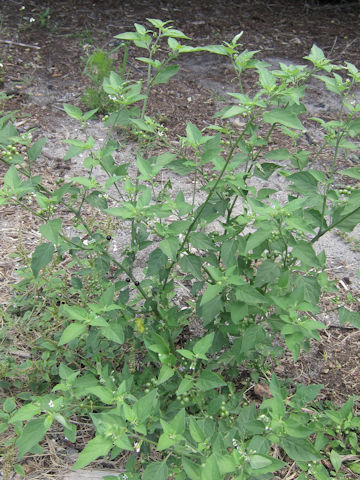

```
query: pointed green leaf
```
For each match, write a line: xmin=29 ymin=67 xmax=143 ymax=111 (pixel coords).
xmin=16 ymin=417 xmax=48 ymax=460
xmin=4 ymin=165 xmax=21 ymax=190
xmin=201 ymin=455 xmax=221 ymax=480
xmin=263 ymin=108 xmax=304 ymax=130
xmin=193 ymin=332 xmax=214 ymax=357
xmin=28 ymin=137 xmax=47 ymax=162
xmin=183 ymin=457 xmax=201 ymax=480
xmin=101 ymin=320 xmax=125 ymax=344
xmin=10 ymin=403 xmax=41 ymax=423
xmin=72 ymin=435 xmax=113 ymax=470
xmin=280 ymin=437 xmax=321 ymax=462
xmin=39 ymin=219 xmax=62 ymax=244
xmin=157 ymin=365 xmax=174 ymax=385
xmin=152 ymin=65 xmax=179 ymax=85
xmin=189 ymin=417 xmax=205 ymax=443
xmin=135 ymin=389 xmax=157 ymax=424
xmin=63 ymin=104 xmax=83 ymax=120
xmin=84 ymin=386 xmax=114 ymax=405
xmin=197 ymin=370 xmax=226 ymax=391
xmin=142 ymin=461 xmax=168 ymax=480
xmin=58 ymin=323 xmax=87 ymax=346
xmin=178 ymin=254 xmax=203 ymax=279
xmin=159 ymin=237 xmax=180 ymax=261
xmin=186 ymin=123 xmax=202 ymax=146
xmin=31 ymin=243 xmax=55 ymax=278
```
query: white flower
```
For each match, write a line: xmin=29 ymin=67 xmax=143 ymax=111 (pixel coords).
xmin=20 ymin=6 xmax=25 ymax=10
xmin=48 ymin=400 xmax=54 ymax=408
xmin=29 ymin=17 xmax=35 ymax=23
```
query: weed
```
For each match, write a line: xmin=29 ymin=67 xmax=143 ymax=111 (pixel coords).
xmin=0 ymin=19 xmax=360 ymax=480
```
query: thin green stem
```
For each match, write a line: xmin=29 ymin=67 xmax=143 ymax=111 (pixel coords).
xmin=161 ymin=130 xmax=247 ymax=291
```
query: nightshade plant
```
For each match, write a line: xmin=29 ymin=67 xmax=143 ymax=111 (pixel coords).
xmin=1 ymin=19 xmax=360 ymax=480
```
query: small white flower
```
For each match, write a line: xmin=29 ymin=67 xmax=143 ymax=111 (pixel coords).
xmin=48 ymin=400 xmax=54 ymax=408
xmin=83 ymin=239 xmax=89 ymax=245
xmin=20 ymin=6 xmax=25 ymax=10
xmin=29 ymin=17 xmax=35 ymax=23
xmin=0 ymin=63 xmax=3 ymax=68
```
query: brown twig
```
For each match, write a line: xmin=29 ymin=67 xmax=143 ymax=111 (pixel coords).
xmin=0 ymin=39 xmax=41 ymax=50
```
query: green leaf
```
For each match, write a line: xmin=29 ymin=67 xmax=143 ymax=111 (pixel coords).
xmin=170 ymin=408 xmax=185 ymax=434
xmin=189 ymin=232 xmax=216 ymax=251
xmin=249 ymin=454 xmax=286 ymax=474
xmin=157 ymin=432 xmax=175 ymax=450
xmin=58 ymin=323 xmax=87 ymax=346
xmin=85 ymin=191 xmax=108 ymax=210
xmin=31 ymin=243 xmax=55 ymax=278
xmin=200 ymin=284 xmax=223 ymax=306
xmin=10 ymin=403 xmax=41 ymax=423
xmin=152 ymin=65 xmax=179 ymax=85
xmin=349 ymin=463 xmax=360 ymax=474
xmin=189 ymin=417 xmax=205 ymax=443
xmin=280 ymin=437 xmax=321 ymax=462
xmin=159 ymin=237 xmax=180 ymax=261
xmin=105 ymin=205 xmax=136 ymax=219
xmin=4 ymin=165 xmax=21 ymax=190
xmin=163 ymin=27 xmax=190 ymax=39
xmin=230 ymin=301 xmax=248 ymax=324
xmin=177 ymin=349 xmax=195 ymax=361
xmin=265 ymin=148 xmax=290 ymax=160
xmin=157 ymin=365 xmax=174 ymax=385
xmin=84 ymin=386 xmax=114 ymax=404
xmin=147 ymin=248 xmax=168 ymax=275
xmin=101 ymin=319 xmax=125 ymax=345
xmin=63 ymin=104 xmax=83 ymax=120
xmin=197 ymin=370 xmax=226 ymax=391
xmin=182 ymin=457 xmax=201 ymax=480
xmin=201 ymin=455 xmax=221 ymax=480
xmin=235 ymin=285 xmax=268 ymax=305
xmin=291 ymin=384 xmax=323 ymax=407
xmin=193 ymin=332 xmax=214 ymax=357
xmin=186 ymin=123 xmax=202 ymax=146
xmin=148 ymin=333 xmax=170 ymax=355
xmin=61 ymin=305 xmax=88 ymax=321
xmin=28 ymin=137 xmax=47 ymax=162
xmin=16 ymin=417 xmax=49 ymax=460
xmin=254 ymin=260 xmax=281 ymax=287
xmin=340 ymin=167 xmax=360 ymax=179
xmin=3 ymin=397 xmax=16 ymax=413
xmin=178 ymin=254 xmax=203 ymax=279
xmin=240 ymin=325 xmax=267 ymax=354
xmin=292 ymin=241 xmax=320 ymax=268
xmin=72 ymin=435 xmax=113 ymax=470
xmin=131 ymin=119 xmax=155 ymax=133
xmin=177 ymin=377 xmax=193 ymax=396
xmin=114 ymin=433 xmax=132 ymax=451
xmin=39 ymin=219 xmax=62 ymax=244
xmin=246 ymin=229 xmax=270 ymax=253
xmin=263 ymin=108 xmax=304 ymax=130
xmin=13 ymin=464 xmax=26 ymax=477
xmin=142 ymin=461 xmax=168 ymax=480
xmin=330 ymin=449 xmax=342 ymax=473
xmin=201 ymin=44 xmax=229 ymax=55
xmin=135 ymin=389 xmax=157 ymax=424
xmin=338 ymin=307 xmax=360 ymax=328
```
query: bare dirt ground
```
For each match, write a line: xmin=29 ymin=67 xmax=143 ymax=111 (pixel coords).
xmin=1 ymin=0 xmax=360 ymax=478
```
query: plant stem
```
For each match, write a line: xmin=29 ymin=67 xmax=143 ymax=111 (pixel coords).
xmin=161 ymin=130 xmax=247 ymax=290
